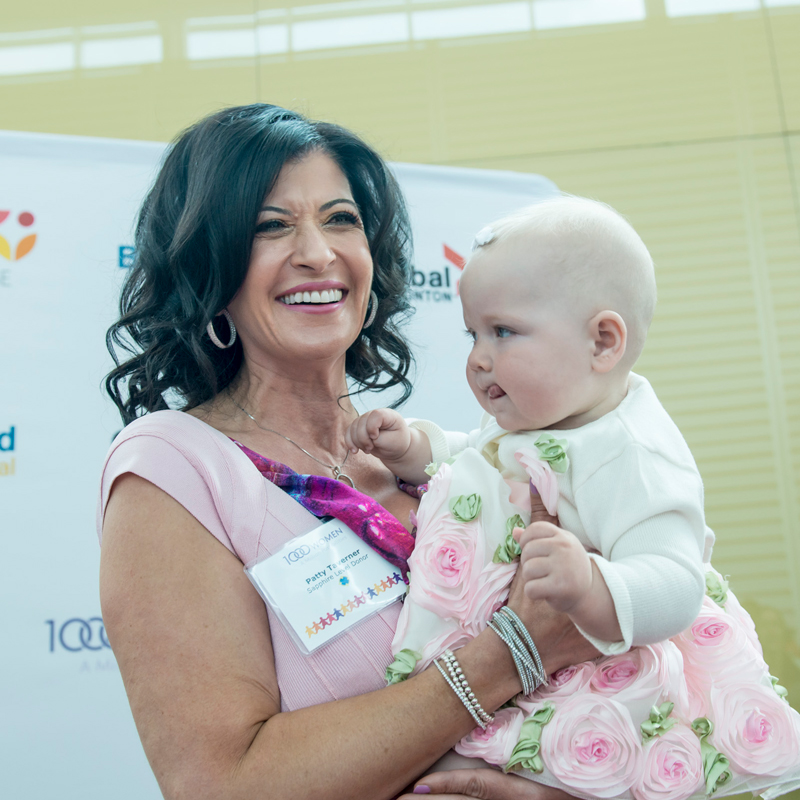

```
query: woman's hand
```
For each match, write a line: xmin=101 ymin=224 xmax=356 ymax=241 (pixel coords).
xmin=502 ymin=483 xmax=600 ymax=677
xmin=398 ymin=769 xmax=574 ymax=800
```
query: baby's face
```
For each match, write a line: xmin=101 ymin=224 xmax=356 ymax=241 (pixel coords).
xmin=460 ymin=235 xmax=599 ymax=431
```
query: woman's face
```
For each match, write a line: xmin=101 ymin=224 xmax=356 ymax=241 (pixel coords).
xmin=227 ymin=150 xmax=373 ymax=372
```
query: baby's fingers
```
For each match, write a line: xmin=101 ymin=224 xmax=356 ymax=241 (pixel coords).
xmin=345 ymin=415 xmax=375 ymax=453
xmin=365 ymin=408 xmax=393 ymax=440
xmin=514 ymin=521 xmax=560 ymax=550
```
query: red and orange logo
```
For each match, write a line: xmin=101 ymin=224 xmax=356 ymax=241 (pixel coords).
xmin=0 ymin=210 xmax=37 ymax=261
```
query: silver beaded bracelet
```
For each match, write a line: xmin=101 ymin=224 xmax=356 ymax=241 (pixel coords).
xmin=433 ymin=649 xmax=494 ymax=730
xmin=442 ymin=649 xmax=494 ymax=725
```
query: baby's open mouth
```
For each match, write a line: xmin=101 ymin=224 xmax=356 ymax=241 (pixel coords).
xmin=487 ymin=385 xmax=506 ymax=399
xmin=278 ymin=289 xmax=344 ymax=305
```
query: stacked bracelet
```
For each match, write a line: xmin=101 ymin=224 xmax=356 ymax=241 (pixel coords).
xmin=434 ymin=649 xmax=494 ymax=730
xmin=487 ymin=607 xmax=547 ymax=696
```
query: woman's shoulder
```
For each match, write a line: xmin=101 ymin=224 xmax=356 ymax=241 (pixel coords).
xmin=114 ymin=408 xmax=228 ymax=447
xmin=98 ymin=409 xmax=267 ymax=553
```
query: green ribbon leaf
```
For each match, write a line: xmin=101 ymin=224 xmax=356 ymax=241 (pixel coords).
xmin=641 ymin=702 xmax=676 ymax=742
xmin=692 ymin=717 xmax=732 ymax=795
xmin=423 ymin=462 xmax=439 ymax=478
xmin=450 ymin=493 xmax=482 ymax=523
xmin=705 ymin=572 xmax=729 ymax=607
xmin=385 ymin=649 xmax=421 ymax=685
xmin=771 ymin=675 xmax=789 ymax=700
xmin=505 ymin=703 xmax=556 ymax=774
xmin=493 ymin=515 xmax=524 ymax=563
xmin=534 ymin=434 xmax=570 ymax=474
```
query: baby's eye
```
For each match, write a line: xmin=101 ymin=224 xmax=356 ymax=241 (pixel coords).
xmin=495 ymin=326 xmax=513 ymax=339
xmin=464 ymin=329 xmax=476 ymax=342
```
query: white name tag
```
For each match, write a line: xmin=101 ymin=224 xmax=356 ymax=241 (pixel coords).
xmin=245 ymin=518 xmax=408 ymax=654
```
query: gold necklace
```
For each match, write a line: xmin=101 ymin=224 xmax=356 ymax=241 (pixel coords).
xmin=234 ymin=400 xmax=356 ymax=489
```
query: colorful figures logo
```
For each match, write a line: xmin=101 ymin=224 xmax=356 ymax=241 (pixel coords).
xmin=0 ymin=210 xmax=37 ymax=261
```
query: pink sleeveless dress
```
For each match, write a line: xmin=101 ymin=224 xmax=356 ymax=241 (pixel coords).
xmin=97 ymin=410 xmax=415 ymax=712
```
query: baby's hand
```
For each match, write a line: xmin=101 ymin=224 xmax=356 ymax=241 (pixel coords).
xmin=345 ymin=409 xmax=412 ymax=463
xmin=515 ymin=523 xmax=593 ymax=614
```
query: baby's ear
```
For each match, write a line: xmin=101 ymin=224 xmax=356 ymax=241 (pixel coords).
xmin=589 ymin=311 xmax=627 ymax=373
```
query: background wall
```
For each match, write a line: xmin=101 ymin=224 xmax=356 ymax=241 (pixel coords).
xmin=2 ymin=0 xmax=799 ymax=795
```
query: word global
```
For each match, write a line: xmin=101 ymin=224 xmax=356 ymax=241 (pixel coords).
xmin=411 ymin=265 xmax=457 ymax=304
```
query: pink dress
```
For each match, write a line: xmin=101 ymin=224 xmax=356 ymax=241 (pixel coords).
xmin=97 ymin=409 xmax=414 ymax=712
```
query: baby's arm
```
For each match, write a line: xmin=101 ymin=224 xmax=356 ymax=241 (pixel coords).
xmin=517 ymin=446 xmax=707 ymax=654
xmin=515 ymin=523 xmax=622 ymax=643
xmin=346 ymin=409 xmax=433 ymax=485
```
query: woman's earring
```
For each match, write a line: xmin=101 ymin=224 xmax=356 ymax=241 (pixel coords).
xmin=207 ymin=309 xmax=237 ymax=349
xmin=363 ymin=290 xmax=378 ymax=330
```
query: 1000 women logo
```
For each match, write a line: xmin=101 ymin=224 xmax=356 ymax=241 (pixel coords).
xmin=46 ymin=617 xmax=110 ymax=652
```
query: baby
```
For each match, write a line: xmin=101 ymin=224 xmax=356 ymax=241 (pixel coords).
xmin=348 ymin=195 xmax=711 ymax=656
xmin=346 ymin=198 xmax=800 ymax=799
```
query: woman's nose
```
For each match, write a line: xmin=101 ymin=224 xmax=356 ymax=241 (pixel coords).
xmin=290 ymin=223 xmax=335 ymax=271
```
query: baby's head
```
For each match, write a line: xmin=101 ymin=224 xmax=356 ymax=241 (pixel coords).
xmin=460 ymin=195 xmax=656 ymax=431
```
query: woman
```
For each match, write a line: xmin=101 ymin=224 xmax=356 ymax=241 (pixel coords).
xmin=99 ymin=104 xmax=596 ymax=800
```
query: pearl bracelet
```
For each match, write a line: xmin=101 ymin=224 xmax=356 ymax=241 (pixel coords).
xmin=433 ymin=649 xmax=494 ymax=730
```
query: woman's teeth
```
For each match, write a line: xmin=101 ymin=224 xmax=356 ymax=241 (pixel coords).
xmin=279 ymin=289 xmax=344 ymax=305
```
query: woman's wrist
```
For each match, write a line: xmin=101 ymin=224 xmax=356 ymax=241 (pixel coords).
xmin=448 ymin=624 xmax=524 ymax=711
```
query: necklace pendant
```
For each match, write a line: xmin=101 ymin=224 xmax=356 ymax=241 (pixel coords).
xmin=332 ymin=466 xmax=356 ymax=489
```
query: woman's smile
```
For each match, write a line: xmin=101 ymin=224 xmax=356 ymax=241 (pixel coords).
xmin=276 ymin=280 xmax=348 ymax=312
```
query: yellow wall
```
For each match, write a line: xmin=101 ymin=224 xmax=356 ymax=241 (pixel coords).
xmin=4 ymin=0 xmax=800 ymax=775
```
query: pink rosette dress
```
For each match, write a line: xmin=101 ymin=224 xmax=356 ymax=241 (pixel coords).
xmin=387 ymin=441 xmax=800 ymax=800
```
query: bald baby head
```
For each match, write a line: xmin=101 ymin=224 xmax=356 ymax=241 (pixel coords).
xmin=468 ymin=196 xmax=656 ymax=368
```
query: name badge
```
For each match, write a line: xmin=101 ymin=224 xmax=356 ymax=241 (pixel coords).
xmin=245 ymin=518 xmax=408 ymax=654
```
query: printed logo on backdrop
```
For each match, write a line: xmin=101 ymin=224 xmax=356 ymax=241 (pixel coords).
xmin=0 ymin=210 xmax=37 ymax=288
xmin=0 ymin=425 xmax=16 ymax=477
xmin=46 ymin=616 xmax=118 ymax=673
xmin=411 ymin=244 xmax=466 ymax=304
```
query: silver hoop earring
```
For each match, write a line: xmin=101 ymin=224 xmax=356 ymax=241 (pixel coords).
xmin=206 ymin=310 xmax=237 ymax=349
xmin=363 ymin=290 xmax=378 ymax=329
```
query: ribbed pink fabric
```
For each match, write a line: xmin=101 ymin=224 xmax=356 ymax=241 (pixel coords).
xmin=97 ymin=410 xmax=401 ymax=712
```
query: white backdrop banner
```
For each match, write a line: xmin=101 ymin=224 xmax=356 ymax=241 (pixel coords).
xmin=0 ymin=130 xmax=556 ymax=799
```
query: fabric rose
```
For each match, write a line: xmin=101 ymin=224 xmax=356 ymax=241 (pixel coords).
xmin=506 ymin=703 xmax=556 ymax=773
xmin=459 ymin=557 xmax=516 ymax=638
xmin=589 ymin=643 xmax=689 ymax=727
xmin=723 ymin=589 xmax=763 ymax=658
xmin=520 ymin=661 xmax=595 ymax=706
xmin=385 ymin=648 xmax=420 ymax=685
xmin=533 ymin=433 xmax=570 ymax=473
xmin=710 ymin=682 xmax=800 ymax=776
xmin=539 ymin=693 xmax=643 ymax=798
xmin=633 ymin=723 xmax=704 ymax=800
xmin=672 ymin=603 xmax=767 ymax=718
xmin=407 ymin=463 xmax=487 ymax=622
xmin=515 ymin=448 xmax=559 ymax=516
xmin=455 ymin=707 xmax=525 ymax=765
xmin=704 ymin=569 xmax=729 ymax=607
xmin=493 ymin=514 xmax=524 ymax=564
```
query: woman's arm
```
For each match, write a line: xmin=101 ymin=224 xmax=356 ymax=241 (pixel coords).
xmin=101 ymin=474 xmax=595 ymax=800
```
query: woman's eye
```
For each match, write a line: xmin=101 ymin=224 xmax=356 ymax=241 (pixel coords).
xmin=495 ymin=327 xmax=513 ymax=339
xmin=326 ymin=210 xmax=361 ymax=227
xmin=256 ymin=219 xmax=288 ymax=234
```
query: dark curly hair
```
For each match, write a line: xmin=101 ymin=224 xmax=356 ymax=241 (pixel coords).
xmin=105 ymin=104 xmax=414 ymax=424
